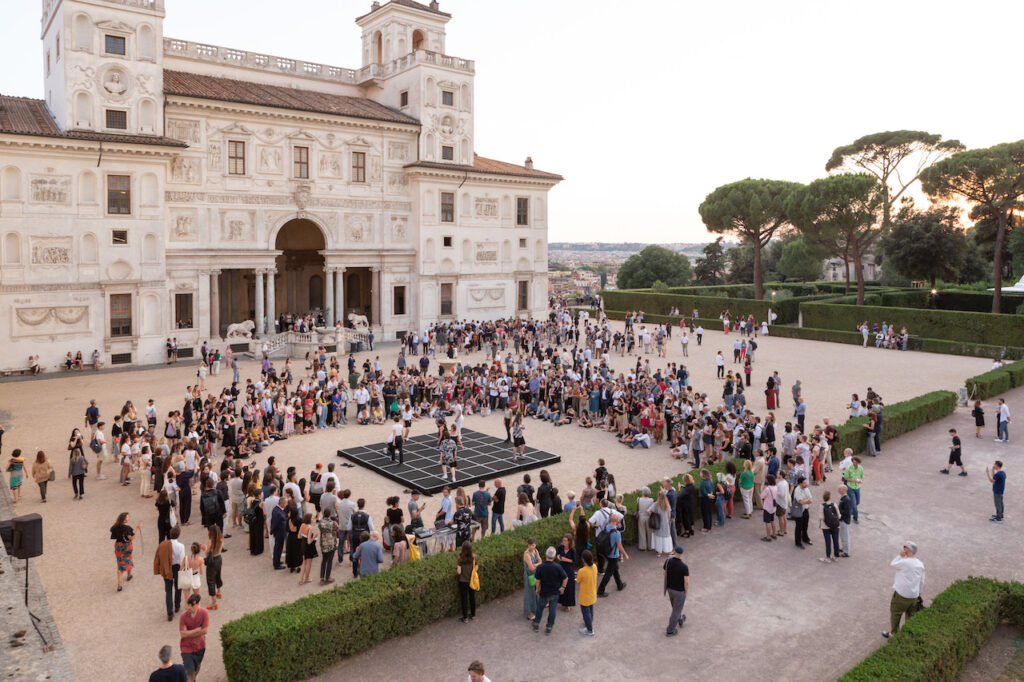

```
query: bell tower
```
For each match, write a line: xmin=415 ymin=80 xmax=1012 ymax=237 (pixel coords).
xmin=355 ymin=1 xmax=475 ymax=165
xmin=41 ymin=0 xmax=165 ymax=136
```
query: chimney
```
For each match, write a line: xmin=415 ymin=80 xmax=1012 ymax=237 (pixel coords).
xmin=372 ymin=1 xmax=380 ymax=9
xmin=524 ymin=156 xmax=533 ymax=170
xmin=429 ymin=1 xmax=439 ymax=9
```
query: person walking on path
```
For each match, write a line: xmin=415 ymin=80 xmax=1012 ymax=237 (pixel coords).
xmin=986 ymin=461 xmax=1006 ymax=523
xmin=179 ymin=594 xmax=209 ymax=682
xmin=522 ymin=538 xmax=541 ymax=621
xmin=532 ymin=546 xmax=568 ymax=634
xmin=996 ymin=398 xmax=1011 ymax=443
xmin=972 ymin=400 xmax=985 ymax=439
xmin=842 ymin=454 xmax=864 ymax=523
xmin=153 ymin=526 xmax=185 ymax=621
xmin=882 ymin=542 xmax=925 ymax=639
xmin=597 ymin=511 xmax=628 ymax=596
xmin=818 ymin=491 xmax=841 ymax=563
xmin=940 ymin=429 xmax=967 ymax=476
xmin=792 ymin=477 xmax=813 ymax=549
xmin=663 ymin=545 xmax=690 ymax=637
xmin=31 ymin=450 xmax=53 ymax=503
xmin=577 ymin=549 xmax=597 ymax=636
xmin=110 ymin=512 xmax=139 ymax=592
xmin=837 ymin=485 xmax=852 ymax=557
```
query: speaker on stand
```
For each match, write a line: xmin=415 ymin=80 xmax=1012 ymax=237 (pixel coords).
xmin=10 ymin=513 xmax=48 ymax=647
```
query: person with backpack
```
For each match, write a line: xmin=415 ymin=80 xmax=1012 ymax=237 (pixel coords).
xmin=819 ymin=491 xmax=841 ymax=563
xmin=347 ymin=499 xmax=373 ymax=578
xmin=199 ymin=478 xmax=226 ymax=535
xmin=837 ymin=485 xmax=852 ymax=557
xmin=596 ymin=511 xmax=628 ymax=597
xmin=307 ymin=463 xmax=325 ymax=512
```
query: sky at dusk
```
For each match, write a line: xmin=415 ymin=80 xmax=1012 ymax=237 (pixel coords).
xmin=2 ymin=0 xmax=1022 ymax=242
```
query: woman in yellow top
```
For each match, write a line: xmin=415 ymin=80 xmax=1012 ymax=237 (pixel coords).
xmin=31 ymin=450 xmax=54 ymax=503
xmin=577 ymin=549 xmax=597 ymax=636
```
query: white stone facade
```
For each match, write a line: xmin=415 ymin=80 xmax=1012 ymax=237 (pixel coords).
xmin=0 ymin=0 xmax=560 ymax=369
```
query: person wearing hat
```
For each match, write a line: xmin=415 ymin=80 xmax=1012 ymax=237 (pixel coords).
xmin=882 ymin=541 xmax=925 ymax=639
xmin=663 ymin=545 xmax=689 ymax=636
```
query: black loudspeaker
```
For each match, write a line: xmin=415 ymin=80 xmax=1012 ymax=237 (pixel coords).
xmin=11 ymin=513 xmax=42 ymax=559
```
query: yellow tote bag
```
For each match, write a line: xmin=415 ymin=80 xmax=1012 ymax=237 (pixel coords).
xmin=469 ymin=561 xmax=480 ymax=591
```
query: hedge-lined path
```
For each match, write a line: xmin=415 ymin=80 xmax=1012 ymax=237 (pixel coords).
xmin=0 ymin=323 xmax=1001 ymax=681
xmin=318 ymin=385 xmax=1024 ymax=682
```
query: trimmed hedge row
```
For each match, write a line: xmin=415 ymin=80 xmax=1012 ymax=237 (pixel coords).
xmin=801 ymin=300 xmax=1024 ymax=347
xmin=831 ymin=289 xmax=1024 ymax=314
xmin=767 ymin=325 xmax=1024 ymax=360
xmin=830 ymin=391 xmax=957 ymax=459
xmin=221 ymin=513 xmax=570 ymax=681
xmin=601 ymin=290 xmax=774 ymax=323
xmin=965 ymin=359 xmax=1024 ymax=400
xmin=841 ymin=577 xmax=1024 ymax=681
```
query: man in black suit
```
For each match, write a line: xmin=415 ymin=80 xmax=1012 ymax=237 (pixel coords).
xmin=270 ymin=496 xmax=288 ymax=570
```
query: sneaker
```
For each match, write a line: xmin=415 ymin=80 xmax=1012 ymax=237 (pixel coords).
xmin=881 ymin=631 xmax=891 ymax=639
xmin=958 ymin=472 xmax=968 ymax=477
xmin=597 ymin=592 xmax=609 ymax=598
xmin=679 ymin=615 xmax=686 ymax=626
xmin=544 ymin=627 xmax=552 ymax=635
xmin=532 ymin=622 xmax=539 ymax=632
xmin=939 ymin=469 xmax=949 ymax=474
xmin=97 ymin=474 xmax=107 ymax=480
xmin=582 ymin=629 xmax=594 ymax=637
xmin=990 ymin=517 xmax=1003 ymax=523
xmin=819 ymin=557 xmax=830 ymax=563
xmin=994 ymin=438 xmax=1003 ymax=442
xmin=666 ymin=629 xmax=678 ymax=637
xmin=617 ymin=582 xmax=627 ymax=592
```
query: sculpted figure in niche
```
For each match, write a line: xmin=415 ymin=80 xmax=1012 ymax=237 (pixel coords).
xmin=174 ymin=215 xmax=193 ymax=238
xmin=260 ymin=147 xmax=281 ymax=171
xmin=104 ymin=72 xmax=127 ymax=95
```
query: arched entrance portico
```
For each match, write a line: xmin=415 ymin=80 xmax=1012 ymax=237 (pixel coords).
xmin=274 ymin=218 xmax=326 ymax=322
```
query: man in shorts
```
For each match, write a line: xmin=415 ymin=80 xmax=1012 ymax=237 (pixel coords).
xmin=940 ymin=428 xmax=967 ymax=476
xmin=179 ymin=594 xmax=208 ymax=682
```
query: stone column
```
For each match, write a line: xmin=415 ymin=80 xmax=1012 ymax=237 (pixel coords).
xmin=210 ymin=270 xmax=221 ymax=339
xmin=266 ymin=268 xmax=276 ymax=334
xmin=371 ymin=266 xmax=381 ymax=328
xmin=254 ymin=269 xmax=265 ymax=337
xmin=336 ymin=267 xmax=346 ymax=325
xmin=324 ymin=267 xmax=335 ymax=326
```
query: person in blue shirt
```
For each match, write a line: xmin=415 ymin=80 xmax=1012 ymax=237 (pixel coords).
xmin=986 ymin=461 xmax=1006 ymax=522
xmin=596 ymin=512 xmax=628 ymax=596
xmin=472 ymin=481 xmax=492 ymax=538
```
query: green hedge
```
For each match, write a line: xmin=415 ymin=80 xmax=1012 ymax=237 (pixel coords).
xmin=966 ymin=359 xmax=1024 ymax=400
xmin=841 ymin=577 xmax=1024 ymax=681
xmin=767 ymin=325 xmax=1024 ymax=360
xmin=221 ymin=514 xmax=570 ymax=681
xmin=801 ymin=300 xmax=1024 ymax=347
xmin=831 ymin=289 xmax=1024 ymax=314
xmin=601 ymin=290 xmax=774 ymax=323
xmin=831 ymin=391 xmax=957 ymax=459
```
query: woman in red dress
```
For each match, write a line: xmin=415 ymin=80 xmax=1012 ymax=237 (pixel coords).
xmin=765 ymin=378 xmax=777 ymax=409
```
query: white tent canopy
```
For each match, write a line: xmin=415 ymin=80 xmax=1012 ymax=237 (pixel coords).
xmin=988 ymin=273 xmax=1024 ymax=292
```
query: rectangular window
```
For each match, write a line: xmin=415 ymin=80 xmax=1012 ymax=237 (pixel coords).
xmin=46 ymin=52 xmax=50 ymax=76
xmin=518 ymin=281 xmax=529 ymax=311
xmin=174 ymin=293 xmax=194 ymax=329
xmin=111 ymin=229 xmax=128 ymax=245
xmin=294 ymin=146 xmax=309 ymax=179
xmin=441 ymin=145 xmax=454 ymax=161
xmin=228 ymin=141 xmax=246 ymax=175
xmin=519 ymin=238 xmax=527 ymax=248
xmin=105 ymin=35 xmax=126 ymax=55
xmin=107 ymin=175 xmax=131 ymax=215
xmin=441 ymin=90 xmax=454 ymax=106
xmin=110 ymin=293 xmax=132 ymax=337
xmin=516 ymin=197 xmax=529 ymax=226
xmin=443 ymin=235 xmax=453 ymax=247
xmin=393 ymin=286 xmax=406 ymax=316
xmin=440 ymin=283 xmax=453 ymax=316
xmin=400 ymin=90 xmax=409 ymax=107
xmin=352 ymin=151 xmax=366 ymax=183
xmin=440 ymin=192 xmax=454 ymax=223
xmin=106 ymin=109 xmax=127 ymax=129
xmin=56 ymin=35 xmax=60 ymax=59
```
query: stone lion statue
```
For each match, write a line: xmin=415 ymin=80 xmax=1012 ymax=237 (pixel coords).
xmin=347 ymin=313 xmax=369 ymax=331
xmin=225 ymin=320 xmax=255 ymax=339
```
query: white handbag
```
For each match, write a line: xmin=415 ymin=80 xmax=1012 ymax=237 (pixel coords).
xmin=177 ymin=566 xmax=194 ymax=590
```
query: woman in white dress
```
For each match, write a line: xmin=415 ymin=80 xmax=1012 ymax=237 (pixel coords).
xmin=761 ymin=321 xmax=769 ymax=335
xmin=513 ymin=492 xmax=539 ymax=528
xmin=650 ymin=491 xmax=674 ymax=557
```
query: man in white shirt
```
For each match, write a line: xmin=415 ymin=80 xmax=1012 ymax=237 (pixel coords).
xmin=882 ymin=541 xmax=925 ymax=638
xmin=996 ymin=398 xmax=1011 ymax=443
xmin=680 ymin=332 xmax=689 ymax=356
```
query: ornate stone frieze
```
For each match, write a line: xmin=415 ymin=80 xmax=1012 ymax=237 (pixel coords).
xmin=167 ymin=119 xmax=201 ymax=143
xmin=30 ymin=236 xmax=72 ymax=265
xmin=30 ymin=176 xmax=71 ymax=204
xmin=12 ymin=305 xmax=90 ymax=336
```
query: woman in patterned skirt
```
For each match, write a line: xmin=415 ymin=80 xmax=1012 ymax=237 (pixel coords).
xmin=109 ymin=512 xmax=139 ymax=592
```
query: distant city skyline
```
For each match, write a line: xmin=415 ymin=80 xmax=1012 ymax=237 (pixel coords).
xmin=2 ymin=0 xmax=1022 ymax=242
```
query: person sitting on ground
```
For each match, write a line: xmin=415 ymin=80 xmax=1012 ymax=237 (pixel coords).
xmin=557 ymin=406 xmax=575 ymax=426
xmin=578 ymin=410 xmax=593 ymax=428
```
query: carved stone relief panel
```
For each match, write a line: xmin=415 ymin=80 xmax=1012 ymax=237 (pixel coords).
xmin=170 ymin=156 xmax=200 ymax=184
xmin=390 ymin=215 xmax=408 ymax=242
xmin=319 ymin=153 xmax=342 ymax=177
xmin=30 ymin=236 xmax=73 ymax=265
xmin=167 ymin=119 xmax=201 ymax=143
xmin=258 ymin=146 xmax=282 ymax=173
xmin=12 ymin=305 xmax=90 ymax=337
xmin=387 ymin=141 xmax=409 ymax=161
xmin=386 ymin=172 xmax=408 ymax=195
xmin=467 ymin=286 xmax=505 ymax=309
xmin=98 ymin=65 xmax=130 ymax=101
xmin=208 ymin=142 xmax=222 ymax=170
xmin=344 ymin=214 xmax=373 ymax=243
xmin=29 ymin=176 xmax=72 ymax=204
xmin=221 ymin=211 xmax=254 ymax=242
xmin=169 ymin=209 xmax=198 ymax=242
xmin=474 ymin=241 xmax=498 ymax=263
xmin=474 ymin=197 xmax=498 ymax=219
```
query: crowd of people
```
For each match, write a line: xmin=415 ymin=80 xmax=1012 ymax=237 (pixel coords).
xmin=858 ymin=321 xmax=911 ymax=350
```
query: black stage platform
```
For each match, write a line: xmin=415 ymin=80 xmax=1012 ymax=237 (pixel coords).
xmin=337 ymin=428 xmax=561 ymax=495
